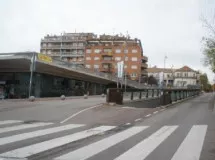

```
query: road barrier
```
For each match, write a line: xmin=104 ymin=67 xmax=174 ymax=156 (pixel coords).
xmin=106 ymin=88 xmax=200 ymax=106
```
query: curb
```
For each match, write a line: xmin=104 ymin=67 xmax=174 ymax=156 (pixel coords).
xmin=161 ymin=95 xmax=199 ymax=109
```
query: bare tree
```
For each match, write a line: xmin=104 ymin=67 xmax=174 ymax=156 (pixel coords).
xmin=201 ymin=14 xmax=215 ymax=72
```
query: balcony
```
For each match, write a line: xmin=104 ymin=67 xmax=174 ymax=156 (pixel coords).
xmin=142 ymin=56 xmax=148 ymax=62
xmin=100 ymin=68 xmax=113 ymax=72
xmin=41 ymin=45 xmax=85 ymax=50
xmin=141 ymin=63 xmax=148 ymax=69
xmin=101 ymin=59 xmax=113 ymax=64
xmin=101 ymin=52 xmax=113 ymax=56
xmin=141 ymin=70 xmax=148 ymax=76
xmin=41 ymin=38 xmax=85 ymax=43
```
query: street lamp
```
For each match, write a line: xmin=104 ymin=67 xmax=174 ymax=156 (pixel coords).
xmin=163 ymin=56 xmax=168 ymax=88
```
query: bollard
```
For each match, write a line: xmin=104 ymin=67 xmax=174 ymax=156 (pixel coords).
xmin=60 ymin=95 xmax=66 ymax=100
xmin=84 ymin=94 xmax=88 ymax=99
xmin=29 ymin=96 xmax=35 ymax=102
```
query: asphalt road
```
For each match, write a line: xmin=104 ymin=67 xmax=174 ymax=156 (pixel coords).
xmin=0 ymin=93 xmax=214 ymax=160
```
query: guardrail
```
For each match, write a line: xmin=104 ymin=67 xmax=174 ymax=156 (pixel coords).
xmin=106 ymin=88 xmax=201 ymax=105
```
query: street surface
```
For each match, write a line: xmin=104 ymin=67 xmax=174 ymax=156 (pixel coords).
xmin=0 ymin=93 xmax=214 ymax=160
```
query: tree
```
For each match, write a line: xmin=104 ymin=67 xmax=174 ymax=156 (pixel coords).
xmin=148 ymin=75 xmax=158 ymax=86
xmin=202 ymin=16 xmax=215 ymax=72
xmin=200 ymin=73 xmax=212 ymax=92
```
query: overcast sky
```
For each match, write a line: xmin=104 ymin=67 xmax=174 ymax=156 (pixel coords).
xmin=0 ymin=0 xmax=215 ymax=82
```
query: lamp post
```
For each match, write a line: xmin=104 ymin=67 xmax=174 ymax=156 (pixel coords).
xmin=163 ymin=56 xmax=168 ymax=88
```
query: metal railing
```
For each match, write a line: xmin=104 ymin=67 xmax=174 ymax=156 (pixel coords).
xmin=106 ymin=88 xmax=201 ymax=105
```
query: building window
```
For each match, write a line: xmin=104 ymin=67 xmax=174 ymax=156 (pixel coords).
xmin=94 ymin=49 xmax=101 ymax=53
xmin=103 ymin=64 xmax=109 ymax=69
xmin=115 ymin=49 xmax=121 ymax=53
xmin=115 ymin=57 xmax=121 ymax=61
xmin=132 ymin=49 xmax=138 ymax=53
xmin=104 ymin=49 xmax=112 ymax=53
xmin=124 ymin=65 xmax=127 ymax=69
xmin=193 ymin=73 xmax=196 ymax=77
xmin=177 ymin=73 xmax=180 ymax=77
xmin=78 ymin=43 xmax=83 ymax=46
xmin=85 ymin=65 xmax=91 ymax=68
xmin=73 ymin=43 xmax=77 ymax=46
xmin=131 ymin=73 xmax=137 ymax=77
xmin=94 ymin=64 xmax=99 ymax=69
xmin=125 ymin=56 xmax=128 ymax=61
xmin=94 ymin=57 xmax=100 ymax=60
xmin=131 ymin=65 xmax=137 ymax=69
xmin=103 ymin=57 xmax=112 ymax=61
xmin=86 ymin=57 xmax=91 ymax=60
xmin=131 ymin=57 xmax=138 ymax=61
xmin=124 ymin=49 xmax=128 ymax=54
xmin=86 ymin=49 xmax=91 ymax=54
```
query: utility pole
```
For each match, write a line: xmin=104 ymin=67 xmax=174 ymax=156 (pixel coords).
xmin=60 ymin=33 xmax=63 ymax=60
xmin=163 ymin=56 xmax=167 ymax=88
xmin=28 ymin=53 xmax=36 ymax=97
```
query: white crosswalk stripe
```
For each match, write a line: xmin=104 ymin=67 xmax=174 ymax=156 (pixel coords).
xmin=0 ymin=122 xmax=53 ymax=134
xmin=0 ymin=124 xmax=84 ymax=146
xmin=0 ymin=125 xmax=116 ymax=159
xmin=0 ymin=120 xmax=22 ymax=126
xmin=0 ymin=122 xmax=208 ymax=160
xmin=171 ymin=125 xmax=207 ymax=160
xmin=54 ymin=126 xmax=149 ymax=160
xmin=114 ymin=126 xmax=178 ymax=160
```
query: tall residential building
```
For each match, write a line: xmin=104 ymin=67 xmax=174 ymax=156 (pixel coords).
xmin=40 ymin=33 xmax=96 ymax=67
xmin=84 ymin=34 xmax=148 ymax=81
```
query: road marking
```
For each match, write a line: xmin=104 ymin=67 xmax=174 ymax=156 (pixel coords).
xmin=60 ymin=104 xmax=102 ymax=123
xmin=125 ymin=123 xmax=131 ymax=125
xmin=114 ymin=126 xmax=178 ymax=160
xmin=0 ymin=126 xmax=116 ymax=159
xmin=135 ymin=118 xmax=142 ymax=122
xmin=160 ymin=109 xmax=166 ymax=111
xmin=145 ymin=114 xmax=151 ymax=117
xmin=171 ymin=125 xmax=207 ymax=160
xmin=0 ymin=123 xmax=53 ymax=134
xmin=153 ymin=111 xmax=158 ymax=114
xmin=55 ymin=126 xmax=148 ymax=160
xmin=122 ymin=107 xmax=136 ymax=109
xmin=0 ymin=124 xmax=84 ymax=146
xmin=0 ymin=120 xmax=22 ymax=126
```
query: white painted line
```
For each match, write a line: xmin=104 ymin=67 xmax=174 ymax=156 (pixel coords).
xmin=125 ymin=123 xmax=131 ymax=125
xmin=0 ymin=120 xmax=22 ymax=126
xmin=0 ymin=124 xmax=84 ymax=146
xmin=0 ymin=123 xmax=53 ymax=134
xmin=160 ymin=109 xmax=166 ymax=111
xmin=114 ymin=126 xmax=178 ymax=160
xmin=0 ymin=126 xmax=116 ymax=159
xmin=171 ymin=125 xmax=207 ymax=160
xmin=135 ymin=118 xmax=142 ymax=122
xmin=122 ymin=107 xmax=135 ymax=109
xmin=145 ymin=114 xmax=151 ymax=117
xmin=60 ymin=104 xmax=102 ymax=123
xmin=153 ymin=111 xmax=158 ymax=114
xmin=55 ymin=126 xmax=148 ymax=160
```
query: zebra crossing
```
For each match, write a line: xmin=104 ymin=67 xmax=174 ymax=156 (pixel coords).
xmin=0 ymin=120 xmax=208 ymax=160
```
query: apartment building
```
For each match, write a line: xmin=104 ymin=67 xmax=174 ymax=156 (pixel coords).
xmin=147 ymin=66 xmax=200 ymax=87
xmin=174 ymin=66 xmax=200 ymax=87
xmin=147 ymin=67 xmax=175 ymax=86
xmin=84 ymin=34 xmax=148 ymax=81
xmin=40 ymin=33 xmax=96 ymax=67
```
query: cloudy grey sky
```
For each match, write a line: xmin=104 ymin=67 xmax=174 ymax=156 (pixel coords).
xmin=0 ymin=0 xmax=215 ymax=81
